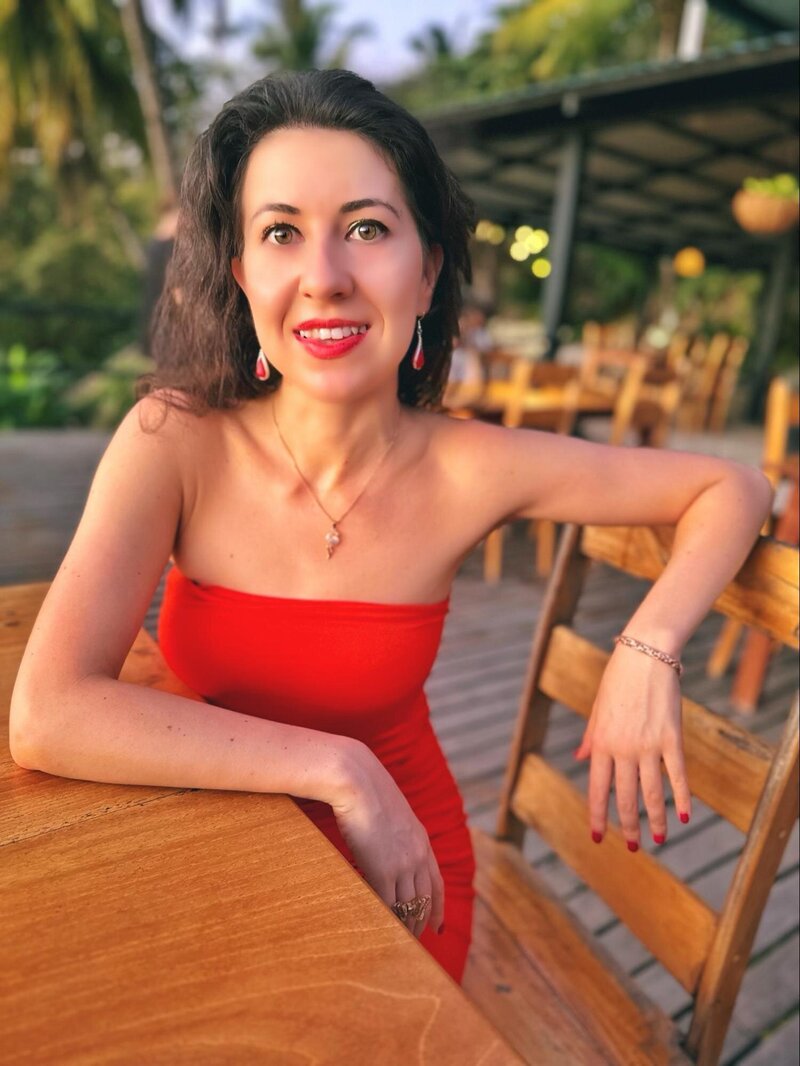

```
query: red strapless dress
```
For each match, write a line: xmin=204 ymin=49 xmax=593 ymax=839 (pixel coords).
xmin=157 ymin=565 xmax=476 ymax=983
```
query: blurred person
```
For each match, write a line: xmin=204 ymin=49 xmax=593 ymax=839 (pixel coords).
xmin=139 ymin=198 xmax=180 ymax=355
xmin=444 ymin=301 xmax=491 ymax=409
xmin=11 ymin=70 xmax=773 ymax=988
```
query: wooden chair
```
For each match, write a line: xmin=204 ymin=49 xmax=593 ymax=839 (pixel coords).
xmin=666 ymin=331 xmax=692 ymax=374
xmin=464 ymin=523 xmax=799 ymax=1065
xmin=483 ymin=350 xmax=684 ymax=585
xmin=483 ymin=359 xmax=582 ymax=582
xmin=707 ymin=376 xmax=800 ymax=711
xmin=676 ymin=333 xmax=731 ymax=432
xmin=707 ymin=337 xmax=749 ymax=432
xmin=578 ymin=347 xmax=684 ymax=448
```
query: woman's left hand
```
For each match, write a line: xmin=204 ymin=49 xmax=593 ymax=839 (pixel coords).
xmin=573 ymin=643 xmax=692 ymax=848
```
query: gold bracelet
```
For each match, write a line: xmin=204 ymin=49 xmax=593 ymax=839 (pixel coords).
xmin=613 ymin=634 xmax=684 ymax=678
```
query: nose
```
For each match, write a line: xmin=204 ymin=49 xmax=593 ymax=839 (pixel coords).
xmin=299 ymin=234 xmax=353 ymax=302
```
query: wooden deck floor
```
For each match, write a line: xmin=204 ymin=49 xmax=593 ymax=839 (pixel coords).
xmin=2 ymin=427 xmax=798 ymax=1066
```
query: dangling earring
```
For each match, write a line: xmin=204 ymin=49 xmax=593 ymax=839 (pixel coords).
xmin=411 ymin=317 xmax=425 ymax=371
xmin=255 ymin=348 xmax=270 ymax=381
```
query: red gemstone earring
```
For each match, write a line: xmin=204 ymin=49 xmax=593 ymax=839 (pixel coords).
xmin=255 ymin=348 xmax=270 ymax=381
xmin=411 ymin=317 xmax=425 ymax=371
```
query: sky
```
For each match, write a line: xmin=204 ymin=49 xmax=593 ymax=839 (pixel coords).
xmin=145 ymin=0 xmax=501 ymax=84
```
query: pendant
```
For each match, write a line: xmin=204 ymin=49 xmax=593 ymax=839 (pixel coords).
xmin=325 ymin=523 xmax=341 ymax=559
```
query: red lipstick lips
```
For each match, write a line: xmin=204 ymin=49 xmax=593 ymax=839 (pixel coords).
xmin=293 ymin=319 xmax=369 ymax=360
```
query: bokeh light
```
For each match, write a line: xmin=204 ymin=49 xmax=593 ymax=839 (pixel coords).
xmin=673 ymin=246 xmax=705 ymax=278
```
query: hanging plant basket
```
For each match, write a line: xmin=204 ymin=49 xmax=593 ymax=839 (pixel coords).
xmin=732 ymin=177 xmax=800 ymax=236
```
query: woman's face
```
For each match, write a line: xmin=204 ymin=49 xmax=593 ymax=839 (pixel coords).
xmin=231 ymin=126 xmax=442 ymax=403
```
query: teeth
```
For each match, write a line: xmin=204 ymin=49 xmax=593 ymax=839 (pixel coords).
xmin=297 ymin=325 xmax=368 ymax=340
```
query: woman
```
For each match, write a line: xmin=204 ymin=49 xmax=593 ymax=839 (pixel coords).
xmin=9 ymin=70 xmax=772 ymax=986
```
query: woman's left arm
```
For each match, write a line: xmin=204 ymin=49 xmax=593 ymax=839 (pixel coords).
xmin=464 ymin=424 xmax=774 ymax=847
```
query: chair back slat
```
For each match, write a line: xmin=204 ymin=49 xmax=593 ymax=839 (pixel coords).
xmin=581 ymin=526 xmax=799 ymax=648
xmin=687 ymin=694 xmax=799 ymax=1063
xmin=538 ymin=626 xmax=773 ymax=834
xmin=510 ymin=754 xmax=717 ymax=993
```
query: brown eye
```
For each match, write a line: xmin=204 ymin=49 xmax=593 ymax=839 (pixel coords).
xmin=262 ymin=223 xmax=296 ymax=245
xmin=349 ymin=220 xmax=386 ymax=242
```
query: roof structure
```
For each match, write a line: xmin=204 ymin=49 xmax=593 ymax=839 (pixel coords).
xmin=421 ymin=35 xmax=799 ymax=270
xmin=708 ymin=0 xmax=798 ymax=33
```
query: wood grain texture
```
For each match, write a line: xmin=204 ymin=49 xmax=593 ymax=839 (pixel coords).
xmin=464 ymin=896 xmax=609 ymax=1066
xmin=510 ymin=754 xmax=717 ymax=994
xmin=469 ymin=829 xmax=691 ymax=1066
xmin=687 ymin=695 xmax=800 ymax=1066
xmin=1 ymin=790 xmax=515 ymax=1065
xmin=581 ymin=526 xmax=799 ymax=649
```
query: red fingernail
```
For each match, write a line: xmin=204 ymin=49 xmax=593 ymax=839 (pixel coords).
xmin=627 ymin=840 xmax=639 ymax=852
xmin=591 ymin=830 xmax=603 ymax=843
xmin=679 ymin=812 xmax=690 ymax=824
xmin=653 ymin=833 xmax=666 ymax=845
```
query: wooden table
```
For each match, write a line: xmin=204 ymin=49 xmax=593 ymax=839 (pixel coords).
xmin=1 ymin=583 xmax=521 ymax=1065
xmin=472 ymin=381 xmax=615 ymax=419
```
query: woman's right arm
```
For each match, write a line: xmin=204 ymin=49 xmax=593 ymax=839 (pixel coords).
xmin=9 ymin=397 xmax=445 ymax=936
xmin=8 ymin=396 xmax=360 ymax=805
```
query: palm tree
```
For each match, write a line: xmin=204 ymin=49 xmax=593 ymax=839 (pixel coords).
xmin=0 ymin=0 xmax=151 ymax=262
xmin=119 ymin=0 xmax=181 ymax=204
xmin=408 ymin=24 xmax=457 ymax=64
xmin=119 ymin=0 xmax=231 ymax=204
xmin=0 ymin=0 xmax=143 ymax=183
xmin=252 ymin=0 xmax=374 ymax=71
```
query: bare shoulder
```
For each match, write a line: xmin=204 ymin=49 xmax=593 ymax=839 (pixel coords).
xmin=412 ymin=407 xmax=509 ymax=454
xmin=419 ymin=409 xmax=528 ymax=480
xmin=124 ymin=388 xmax=205 ymax=449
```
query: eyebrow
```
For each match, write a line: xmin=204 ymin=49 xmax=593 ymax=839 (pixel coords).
xmin=250 ymin=198 xmax=401 ymax=225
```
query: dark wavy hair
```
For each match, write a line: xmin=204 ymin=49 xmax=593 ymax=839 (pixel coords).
xmin=138 ymin=68 xmax=475 ymax=413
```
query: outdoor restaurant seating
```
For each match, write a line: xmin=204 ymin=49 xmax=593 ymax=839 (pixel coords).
xmin=464 ymin=346 xmax=685 ymax=582
xmin=707 ymin=375 xmax=800 ymax=711
xmin=707 ymin=338 xmax=750 ymax=432
xmin=676 ymin=333 xmax=740 ymax=433
xmin=463 ymin=522 xmax=799 ymax=1066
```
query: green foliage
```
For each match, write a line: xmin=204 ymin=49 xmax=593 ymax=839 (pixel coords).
xmin=567 ymin=244 xmax=652 ymax=325
xmin=0 ymin=165 xmax=143 ymax=373
xmin=0 ymin=0 xmax=144 ymax=188
xmin=491 ymin=0 xmax=641 ymax=82
xmin=674 ymin=266 xmax=762 ymax=339
xmin=742 ymin=174 xmax=799 ymax=200
xmin=391 ymin=3 xmax=751 ymax=112
xmin=65 ymin=345 xmax=153 ymax=428
xmin=251 ymin=0 xmax=374 ymax=70
xmin=0 ymin=344 xmax=74 ymax=428
xmin=0 ymin=342 xmax=152 ymax=428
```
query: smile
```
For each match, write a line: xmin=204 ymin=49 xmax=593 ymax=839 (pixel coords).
xmin=293 ymin=327 xmax=369 ymax=360
xmin=296 ymin=324 xmax=369 ymax=341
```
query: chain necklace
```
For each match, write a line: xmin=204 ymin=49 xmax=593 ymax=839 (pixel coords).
xmin=271 ymin=401 xmax=401 ymax=559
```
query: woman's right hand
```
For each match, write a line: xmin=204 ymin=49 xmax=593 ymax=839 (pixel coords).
xmin=330 ymin=742 xmax=445 ymax=939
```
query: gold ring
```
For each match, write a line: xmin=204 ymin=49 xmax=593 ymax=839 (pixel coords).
xmin=391 ymin=895 xmax=431 ymax=922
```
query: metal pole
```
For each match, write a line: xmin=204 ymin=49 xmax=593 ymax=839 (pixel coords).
xmin=542 ymin=130 xmax=586 ymax=361
xmin=747 ymin=231 xmax=797 ymax=420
